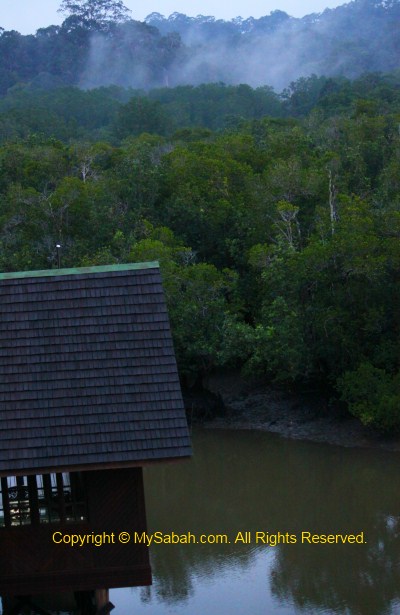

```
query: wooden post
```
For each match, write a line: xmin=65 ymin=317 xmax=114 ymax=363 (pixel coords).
xmin=28 ymin=475 xmax=40 ymax=525
xmin=56 ymin=473 xmax=66 ymax=522
xmin=94 ymin=589 xmax=114 ymax=615
xmin=1 ymin=477 xmax=11 ymax=528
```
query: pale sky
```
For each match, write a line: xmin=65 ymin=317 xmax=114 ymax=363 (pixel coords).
xmin=1 ymin=0 xmax=348 ymax=34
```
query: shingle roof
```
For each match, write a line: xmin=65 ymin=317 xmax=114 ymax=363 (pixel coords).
xmin=0 ymin=262 xmax=191 ymax=476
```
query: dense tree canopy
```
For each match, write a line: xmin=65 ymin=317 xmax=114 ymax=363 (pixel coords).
xmin=0 ymin=71 xmax=399 ymax=431
xmin=0 ymin=0 xmax=400 ymax=92
xmin=58 ymin=0 xmax=131 ymax=28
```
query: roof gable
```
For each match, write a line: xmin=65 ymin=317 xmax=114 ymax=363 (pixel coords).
xmin=0 ymin=263 xmax=191 ymax=476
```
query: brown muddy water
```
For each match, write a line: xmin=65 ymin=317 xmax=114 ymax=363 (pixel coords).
xmin=5 ymin=428 xmax=400 ymax=615
xmin=111 ymin=428 xmax=400 ymax=615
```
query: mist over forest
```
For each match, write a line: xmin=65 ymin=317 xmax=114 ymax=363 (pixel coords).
xmin=1 ymin=0 xmax=400 ymax=93
xmin=88 ymin=0 xmax=400 ymax=90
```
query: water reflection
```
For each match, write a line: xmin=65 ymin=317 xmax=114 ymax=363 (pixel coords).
xmin=3 ymin=429 xmax=400 ymax=614
xmin=131 ymin=429 xmax=400 ymax=615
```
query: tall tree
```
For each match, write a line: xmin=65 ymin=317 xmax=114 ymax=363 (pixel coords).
xmin=58 ymin=0 xmax=131 ymax=28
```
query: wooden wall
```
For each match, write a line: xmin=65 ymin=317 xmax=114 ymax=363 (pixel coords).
xmin=0 ymin=467 xmax=151 ymax=595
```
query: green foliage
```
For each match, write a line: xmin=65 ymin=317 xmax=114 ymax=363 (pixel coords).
xmin=219 ymin=296 xmax=307 ymax=382
xmin=58 ymin=0 xmax=131 ymax=29
xmin=338 ymin=364 xmax=400 ymax=431
xmin=126 ymin=227 xmax=238 ymax=375
xmin=0 ymin=72 xmax=399 ymax=430
xmin=115 ymin=98 xmax=171 ymax=139
xmin=148 ymin=83 xmax=283 ymax=130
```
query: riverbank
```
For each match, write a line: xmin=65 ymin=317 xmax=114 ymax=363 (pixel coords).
xmin=190 ymin=372 xmax=400 ymax=452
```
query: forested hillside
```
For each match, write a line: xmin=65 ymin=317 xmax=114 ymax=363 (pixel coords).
xmin=0 ymin=67 xmax=399 ymax=430
xmin=1 ymin=0 xmax=400 ymax=92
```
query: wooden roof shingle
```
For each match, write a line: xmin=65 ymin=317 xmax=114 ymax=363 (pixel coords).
xmin=0 ymin=262 xmax=191 ymax=476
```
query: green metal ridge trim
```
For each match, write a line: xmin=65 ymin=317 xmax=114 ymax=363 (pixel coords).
xmin=0 ymin=261 xmax=160 ymax=280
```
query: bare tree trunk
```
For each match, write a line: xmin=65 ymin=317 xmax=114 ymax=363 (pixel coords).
xmin=328 ymin=168 xmax=339 ymax=234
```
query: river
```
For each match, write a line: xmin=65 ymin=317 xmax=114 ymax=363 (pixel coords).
xmin=111 ymin=428 xmax=400 ymax=615
xmin=2 ymin=428 xmax=399 ymax=615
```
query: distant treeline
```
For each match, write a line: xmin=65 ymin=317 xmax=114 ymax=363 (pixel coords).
xmin=1 ymin=72 xmax=400 ymax=143
xmin=1 ymin=0 xmax=400 ymax=92
xmin=0 ymin=71 xmax=399 ymax=430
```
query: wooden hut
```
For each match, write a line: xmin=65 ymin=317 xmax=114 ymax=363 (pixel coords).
xmin=0 ymin=262 xmax=191 ymax=598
